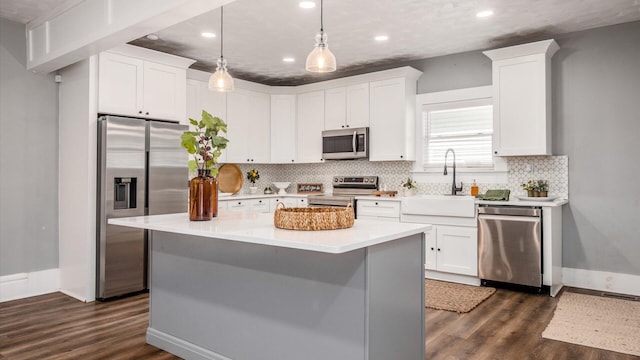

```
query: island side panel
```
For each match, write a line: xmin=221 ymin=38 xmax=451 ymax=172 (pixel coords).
xmin=366 ymin=233 xmax=425 ymax=360
xmin=148 ymin=231 xmax=367 ymax=360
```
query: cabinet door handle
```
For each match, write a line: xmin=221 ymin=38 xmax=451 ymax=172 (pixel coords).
xmin=494 ymin=151 xmax=498 ymax=154
xmin=400 ymin=155 xmax=404 ymax=159
xmin=346 ymin=124 xmax=350 ymax=128
xmin=138 ymin=111 xmax=143 ymax=114
xmin=375 ymin=202 xmax=378 ymax=205
xmin=437 ymin=248 xmax=441 ymax=252
xmin=238 ymin=202 xmax=242 ymax=205
xmin=145 ymin=112 xmax=149 ymax=115
xmin=341 ymin=125 xmax=345 ymax=128
xmin=430 ymin=247 xmax=435 ymax=251
xmin=291 ymin=159 xmax=294 ymax=162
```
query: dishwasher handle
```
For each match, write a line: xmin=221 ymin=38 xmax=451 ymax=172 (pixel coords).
xmin=478 ymin=206 xmax=541 ymax=217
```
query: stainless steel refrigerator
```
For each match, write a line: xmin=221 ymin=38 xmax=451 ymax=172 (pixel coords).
xmin=96 ymin=115 xmax=187 ymax=300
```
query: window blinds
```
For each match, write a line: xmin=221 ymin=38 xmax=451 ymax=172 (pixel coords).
xmin=423 ymin=105 xmax=493 ymax=167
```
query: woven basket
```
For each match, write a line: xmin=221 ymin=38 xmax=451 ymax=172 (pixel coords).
xmin=273 ymin=202 xmax=354 ymax=231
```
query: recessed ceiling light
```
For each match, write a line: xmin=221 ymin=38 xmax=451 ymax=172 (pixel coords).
xmin=283 ymin=57 xmax=295 ymax=63
xmin=476 ymin=10 xmax=494 ymax=18
xmin=299 ymin=1 xmax=316 ymax=9
xmin=374 ymin=35 xmax=389 ymax=42
xmin=146 ymin=34 xmax=159 ymax=41
xmin=201 ymin=32 xmax=216 ymax=38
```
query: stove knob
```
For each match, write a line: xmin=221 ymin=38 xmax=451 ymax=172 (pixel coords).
xmin=334 ymin=177 xmax=339 ymax=182
xmin=339 ymin=178 xmax=344 ymax=182
xmin=364 ymin=178 xmax=369 ymax=183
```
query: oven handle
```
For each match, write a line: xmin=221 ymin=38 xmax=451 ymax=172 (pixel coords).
xmin=352 ymin=131 xmax=357 ymax=155
xmin=478 ymin=214 xmax=541 ymax=222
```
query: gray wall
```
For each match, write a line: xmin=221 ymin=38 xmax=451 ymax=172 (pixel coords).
xmin=553 ymin=22 xmax=640 ymax=275
xmin=411 ymin=21 xmax=640 ymax=276
xmin=0 ymin=18 xmax=59 ymax=275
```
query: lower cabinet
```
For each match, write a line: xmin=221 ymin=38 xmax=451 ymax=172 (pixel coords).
xmin=424 ymin=225 xmax=478 ymax=276
xmin=221 ymin=199 xmax=270 ymax=213
xmin=270 ymin=197 xmax=307 ymax=212
xmin=356 ymin=200 xmax=400 ymax=222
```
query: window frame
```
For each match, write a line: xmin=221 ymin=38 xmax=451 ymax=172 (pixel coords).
xmin=412 ymin=86 xmax=508 ymax=184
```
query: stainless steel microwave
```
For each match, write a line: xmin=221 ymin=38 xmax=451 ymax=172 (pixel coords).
xmin=322 ymin=127 xmax=369 ymax=160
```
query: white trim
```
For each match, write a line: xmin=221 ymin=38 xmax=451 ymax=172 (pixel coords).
xmin=147 ymin=327 xmax=233 ymax=360
xmin=562 ymin=268 xmax=640 ymax=297
xmin=413 ymin=86 xmax=508 ymax=183
xmin=0 ymin=268 xmax=60 ymax=302
xmin=424 ymin=270 xmax=481 ymax=286
xmin=107 ymin=44 xmax=196 ymax=69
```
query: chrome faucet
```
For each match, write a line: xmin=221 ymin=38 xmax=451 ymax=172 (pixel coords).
xmin=443 ymin=148 xmax=463 ymax=195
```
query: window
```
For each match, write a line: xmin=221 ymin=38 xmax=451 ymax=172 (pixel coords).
xmin=422 ymin=100 xmax=493 ymax=168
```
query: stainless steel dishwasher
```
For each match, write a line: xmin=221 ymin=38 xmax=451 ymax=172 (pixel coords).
xmin=477 ymin=205 xmax=542 ymax=288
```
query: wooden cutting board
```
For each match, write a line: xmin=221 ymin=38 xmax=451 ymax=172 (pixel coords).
xmin=217 ymin=164 xmax=243 ymax=194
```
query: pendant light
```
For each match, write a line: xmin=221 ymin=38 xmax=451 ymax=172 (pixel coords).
xmin=305 ymin=0 xmax=336 ymax=72
xmin=208 ymin=6 xmax=234 ymax=92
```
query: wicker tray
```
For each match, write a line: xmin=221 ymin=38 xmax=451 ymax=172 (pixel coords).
xmin=273 ymin=203 xmax=354 ymax=231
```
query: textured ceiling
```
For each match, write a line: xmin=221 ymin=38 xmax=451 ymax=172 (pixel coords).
xmin=2 ymin=0 xmax=640 ymax=86
xmin=128 ymin=0 xmax=640 ymax=86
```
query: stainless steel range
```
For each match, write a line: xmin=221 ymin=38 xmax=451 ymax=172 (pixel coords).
xmin=307 ymin=176 xmax=379 ymax=217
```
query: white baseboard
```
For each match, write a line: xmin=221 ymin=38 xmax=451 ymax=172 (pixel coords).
xmin=0 ymin=268 xmax=60 ymax=302
xmin=562 ymin=267 xmax=640 ymax=297
xmin=425 ymin=270 xmax=481 ymax=286
xmin=147 ymin=327 xmax=232 ymax=360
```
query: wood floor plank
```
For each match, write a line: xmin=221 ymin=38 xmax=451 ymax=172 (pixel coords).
xmin=1 ymin=288 xmax=638 ymax=359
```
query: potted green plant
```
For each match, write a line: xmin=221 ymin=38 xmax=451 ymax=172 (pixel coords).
xmin=401 ymin=177 xmax=417 ymax=197
xmin=181 ymin=110 xmax=228 ymax=220
xmin=247 ymin=169 xmax=260 ymax=194
xmin=537 ymin=180 xmax=549 ymax=197
xmin=520 ymin=180 xmax=537 ymax=197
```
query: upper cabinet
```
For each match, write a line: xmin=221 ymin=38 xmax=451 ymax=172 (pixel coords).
xmin=186 ymin=79 xmax=227 ymax=162
xmin=270 ymin=95 xmax=297 ymax=163
xmin=484 ymin=39 xmax=559 ymax=156
xmin=324 ymin=84 xmax=370 ymax=130
xmin=369 ymin=74 xmax=420 ymax=161
xmin=226 ymin=88 xmax=270 ymax=164
xmin=297 ymin=90 xmax=325 ymax=163
xmin=98 ymin=45 xmax=194 ymax=123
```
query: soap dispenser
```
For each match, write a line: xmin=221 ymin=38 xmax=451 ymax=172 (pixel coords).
xmin=471 ymin=179 xmax=479 ymax=196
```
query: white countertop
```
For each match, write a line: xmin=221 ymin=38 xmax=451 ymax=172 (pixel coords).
xmin=218 ymin=193 xmax=308 ymax=200
xmin=109 ymin=211 xmax=430 ymax=254
xmin=356 ymin=195 xmax=568 ymax=207
xmin=475 ymin=198 xmax=568 ymax=207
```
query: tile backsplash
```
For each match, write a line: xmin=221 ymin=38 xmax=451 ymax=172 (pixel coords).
xmin=234 ymin=155 xmax=568 ymax=199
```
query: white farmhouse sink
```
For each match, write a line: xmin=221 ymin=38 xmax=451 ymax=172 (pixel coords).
xmin=401 ymin=195 xmax=476 ymax=218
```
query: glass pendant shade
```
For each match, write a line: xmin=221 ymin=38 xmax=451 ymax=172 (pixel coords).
xmin=306 ymin=32 xmax=336 ymax=72
xmin=208 ymin=57 xmax=234 ymax=92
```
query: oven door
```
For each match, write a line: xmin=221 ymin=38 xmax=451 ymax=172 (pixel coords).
xmin=307 ymin=196 xmax=357 ymax=218
xmin=322 ymin=128 xmax=368 ymax=160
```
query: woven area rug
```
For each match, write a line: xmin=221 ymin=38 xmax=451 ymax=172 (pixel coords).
xmin=425 ymin=279 xmax=496 ymax=313
xmin=542 ymin=292 xmax=640 ymax=356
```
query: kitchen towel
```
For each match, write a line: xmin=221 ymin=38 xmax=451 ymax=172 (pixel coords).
xmin=476 ymin=189 xmax=510 ymax=201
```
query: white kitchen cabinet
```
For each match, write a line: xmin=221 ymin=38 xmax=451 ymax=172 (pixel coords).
xmin=296 ymin=91 xmax=325 ymax=163
xmin=226 ymin=88 xmax=270 ymax=163
xmin=369 ymin=77 xmax=418 ymax=161
xmin=356 ymin=199 xmax=400 ymax=221
xmin=186 ymin=79 xmax=227 ymax=161
xmin=484 ymin=39 xmax=559 ymax=156
xmin=423 ymin=225 xmax=477 ymax=277
xmin=222 ymin=199 xmax=269 ymax=213
xmin=324 ymin=84 xmax=369 ymax=130
xmin=186 ymin=79 xmax=226 ymax=121
xmin=269 ymin=197 xmax=307 ymax=212
xmin=98 ymin=49 xmax=190 ymax=122
xmin=270 ymin=95 xmax=297 ymax=163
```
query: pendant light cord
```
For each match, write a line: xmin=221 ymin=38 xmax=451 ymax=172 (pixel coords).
xmin=320 ymin=0 xmax=324 ymax=33
xmin=220 ymin=7 xmax=224 ymax=59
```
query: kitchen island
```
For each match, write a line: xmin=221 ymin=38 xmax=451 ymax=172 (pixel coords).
xmin=109 ymin=211 xmax=430 ymax=360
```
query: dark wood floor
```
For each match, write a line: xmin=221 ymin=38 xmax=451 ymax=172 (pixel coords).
xmin=1 ymin=288 xmax=637 ymax=360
